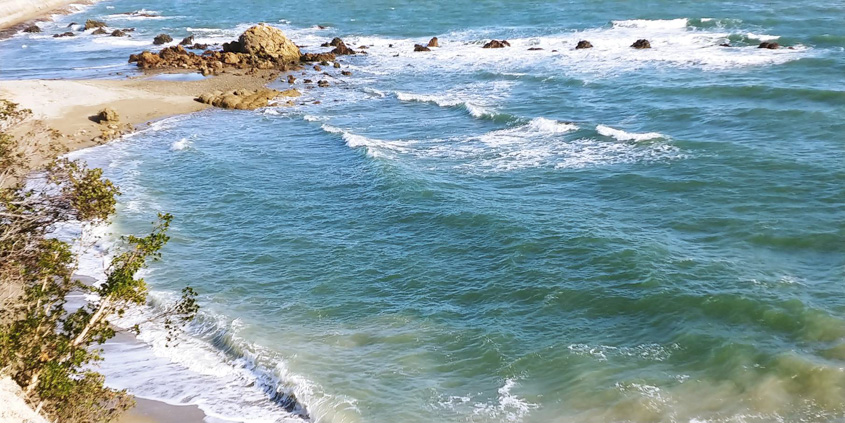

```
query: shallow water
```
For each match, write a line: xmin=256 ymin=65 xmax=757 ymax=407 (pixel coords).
xmin=3 ymin=0 xmax=845 ymax=422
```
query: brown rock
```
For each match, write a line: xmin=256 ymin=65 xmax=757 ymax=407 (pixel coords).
xmin=84 ymin=19 xmax=106 ymax=30
xmin=414 ymin=44 xmax=431 ymax=52
xmin=188 ymin=43 xmax=209 ymax=50
xmin=317 ymin=80 xmax=329 ymax=87
xmin=22 ymin=25 xmax=41 ymax=33
xmin=427 ymin=37 xmax=439 ymax=47
xmin=196 ymin=88 xmax=300 ymax=110
xmin=341 ymin=70 xmax=352 ymax=76
xmin=111 ymin=29 xmax=127 ymax=37
xmin=631 ymin=39 xmax=651 ymax=49
xmin=97 ymin=108 xmax=119 ymax=124
xmin=333 ymin=62 xmax=341 ymax=68
xmin=153 ymin=34 xmax=173 ymax=45
xmin=527 ymin=47 xmax=543 ymax=51
xmin=180 ymin=35 xmax=195 ymax=45
xmin=328 ymin=37 xmax=355 ymax=55
xmin=575 ymin=40 xmax=593 ymax=49
xmin=287 ymin=75 xmax=296 ymax=84
xmin=92 ymin=28 xmax=108 ymax=35
xmin=300 ymin=52 xmax=336 ymax=62
xmin=483 ymin=40 xmax=510 ymax=49
xmin=226 ymin=24 xmax=301 ymax=62
xmin=758 ymin=42 xmax=780 ymax=49
xmin=54 ymin=32 xmax=75 ymax=38
xmin=222 ymin=52 xmax=241 ymax=64
xmin=313 ymin=65 xmax=322 ymax=71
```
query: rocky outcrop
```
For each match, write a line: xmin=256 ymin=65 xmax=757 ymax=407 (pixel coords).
xmin=427 ymin=37 xmax=439 ymax=47
xmin=483 ymin=40 xmax=510 ymax=48
xmin=328 ymin=37 xmax=355 ymax=55
xmin=92 ymin=27 xmax=107 ymax=35
xmin=96 ymin=108 xmax=119 ymax=124
xmin=758 ymin=42 xmax=779 ymax=49
xmin=53 ymin=31 xmax=75 ymax=38
xmin=129 ymin=45 xmax=299 ymax=74
xmin=153 ymin=34 xmax=173 ymax=45
xmin=180 ymin=35 xmax=194 ymax=45
xmin=22 ymin=25 xmax=41 ymax=33
xmin=414 ymin=44 xmax=431 ymax=52
xmin=84 ymin=19 xmax=106 ymax=30
xmin=222 ymin=24 xmax=301 ymax=63
xmin=575 ymin=40 xmax=593 ymax=49
xmin=196 ymin=88 xmax=300 ymax=110
xmin=631 ymin=39 xmax=651 ymax=49
xmin=301 ymin=52 xmax=336 ymax=62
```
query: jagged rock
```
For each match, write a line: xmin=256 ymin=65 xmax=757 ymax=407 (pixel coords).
xmin=84 ymin=19 xmax=106 ymax=30
xmin=758 ymin=42 xmax=779 ymax=49
xmin=180 ymin=35 xmax=194 ymax=45
xmin=196 ymin=88 xmax=300 ymax=110
xmin=287 ymin=75 xmax=296 ymax=84
xmin=92 ymin=28 xmax=108 ymax=35
xmin=153 ymin=34 xmax=173 ymax=45
xmin=333 ymin=62 xmax=341 ymax=68
xmin=53 ymin=32 xmax=75 ymax=38
xmin=300 ymin=52 xmax=336 ymax=62
xmin=527 ymin=47 xmax=543 ymax=51
xmin=414 ymin=44 xmax=431 ymax=52
xmin=22 ymin=25 xmax=41 ymax=33
xmin=317 ymin=80 xmax=330 ymax=87
xmin=327 ymin=37 xmax=355 ymax=55
xmin=341 ymin=70 xmax=352 ymax=76
xmin=97 ymin=108 xmax=119 ymax=123
xmin=575 ymin=40 xmax=593 ymax=49
xmin=428 ymin=37 xmax=439 ymax=47
xmin=111 ymin=29 xmax=127 ymax=37
xmin=222 ymin=24 xmax=301 ymax=62
xmin=483 ymin=40 xmax=510 ymax=48
xmin=631 ymin=39 xmax=651 ymax=49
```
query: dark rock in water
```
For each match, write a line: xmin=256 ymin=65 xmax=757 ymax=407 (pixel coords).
xmin=92 ymin=28 xmax=108 ymax=35
xmin=341 ymin=70 xmax=352 ymax=76
xmin=333 ymin=61 xmax=341 ymax=68
xmin=482 ymin=39 xmax=510 ymax=48
xmin=153 ymin=34 xmax=173 ymax=45
xmin=388 ymin=43 xmax=394 ymax=48
xmin=111 ymin=29 xmax=127 ymax=37
xmin=54 ymin=31 xmax=75 ymax=38
xmin=329 ymin=38 xmax=355 ymax=55
xmin=180 ymin=35 xmax=195 ymax=45
xmin=631 ymin=39 xmax=651 ymax=49
xmin=527 ymin=47 xmax=543 ymax=51
xmin=122 ymin=27 xmax=136 ymax=32
xmin=317 ymin=80 xmax=330 ymax=87
xmin=287 ymin=75 xmax=296 ymax=84
xmin=719 ymin=43 xmax=731 ymax=47
xmin=23 ymin=25 xmax=41 ymax=33
xmin=414 ymin=44 xmax=431 ymax=52
xmin=304 ymin=79 xmax=313 ymax=84
xmin=84 ymin=19 xmax=106 ymax=30
xmin=758 ymin=41 xmax=779 ymax=49
xmin=575 ymin=40 xmax=593 ymax=49
xmin=67 ymin=22 xmax=77 ymax=28
xmin=300 ymin=52 xmax=336 ymax=62
xmin=313 ymin=65 xmax=322 ymax=71
xmin=427 ymin=37 xmax=439 ymax=47
xmin=188 ymin=43 xmax=209 ymax=50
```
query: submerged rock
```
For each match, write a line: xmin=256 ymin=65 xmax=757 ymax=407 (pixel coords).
xmin=111 ymin=29 xmax=127 ymax=37
xmin=22 ymin=25 xmax=41 ymax=33
xmin=527 ymin=47 xmax=543 ymax=51
xmin=631 ymin=39 xmax=651 ymax=49
xmin=84 ymin=19 xmax=106 ymax=30
xmin=317 ymin=80 xmax=330 ymax=87
xmin=483 ymin=39 xmax=510 ymax=49
xmin=53 ymin=31 xmax=75 ymax=38
xmin=758 ymin=41 xmax=780 ymax=49
xmin=575 ymin=40 xmax=593 ymax=49
xmin=427 ymin=37 xmax=439 ymax=47
xmin=153 ymin=34 xmax=173 ymax=45
xmin=196 ymin=88 xmax=300 ymax=110
xmin=92 ymin=28 xmax=108 ymax=35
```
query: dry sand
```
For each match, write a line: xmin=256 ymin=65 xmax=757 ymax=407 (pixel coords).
xmin=0 ymin=0 xmax=92 ymax=37
xmin=0 ymin=72 xmax=279 ymax=185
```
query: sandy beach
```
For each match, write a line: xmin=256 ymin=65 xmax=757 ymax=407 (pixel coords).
xmin=0 ymin=0 xmax=90 ymax=37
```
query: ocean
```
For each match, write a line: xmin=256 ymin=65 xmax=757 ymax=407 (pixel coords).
xmin=3 ymin=0 xmax=845 ymax=422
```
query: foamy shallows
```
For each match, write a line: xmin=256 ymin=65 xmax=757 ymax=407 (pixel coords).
xmin=596 ymin=125 xmax=665 ymax=142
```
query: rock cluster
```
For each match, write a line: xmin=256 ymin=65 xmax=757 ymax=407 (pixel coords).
xmin=222 ymin=24 xmax=301 ymax=62
xmin=758 ymin=42 xmax=779 ymax=49
xmin=321 ymin=37 xmax=355 ymax=55
xmin=575 ymin=40 xmax=593 ymax=49
xmin=483 ymin=40 xmax=510 ymax=48
xmin=153 ymin=34 xmax=173 ymax=45
xmin=196 ymin=88 xmax=300 ymax=110
xmin=631 ymin=39 xmax=651 ymax=49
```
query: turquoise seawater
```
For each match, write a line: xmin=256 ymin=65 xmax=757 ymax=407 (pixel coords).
xmin=3 ymin=0 xmax=845 ymax=422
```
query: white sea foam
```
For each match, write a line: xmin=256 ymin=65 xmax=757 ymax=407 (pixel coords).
xmin=394 ymin=81 xmax=513 ymax=119
xmin=321 ymin=124 xmax=413 ymax=158
xmin=169 ymin=137 xmax=192 ymax=151
xmin=611 ymin=18 xmax=690 ymax=30
xmin=436 ymin=379 xmax=537 ymax=423
xmin=596 ymin=124 xmax=664 ymax=142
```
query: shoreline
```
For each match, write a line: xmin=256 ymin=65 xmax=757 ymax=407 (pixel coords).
xmin=0 ymin=0 xmax=94 ymax=38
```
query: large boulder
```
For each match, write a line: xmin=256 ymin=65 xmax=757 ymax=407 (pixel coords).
xmin=97 ymin=108 xmax=119 ymax=124
xmin=427 ymin=37 xmax=439 ymax=47
xmin=631 ymin=39 xmax=651 ymax=49
xmin=84 ymin=19 xmax=106 ymax=30
xmin=483 ymin=40 xmax=510 ymax=49
xmin=224 ymin=24 xmax=301 ymax=62
xmin=153 ymin=34 xmax=173 ymax=45
xmin=575 ymin=40 xmax=593 ymax=49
